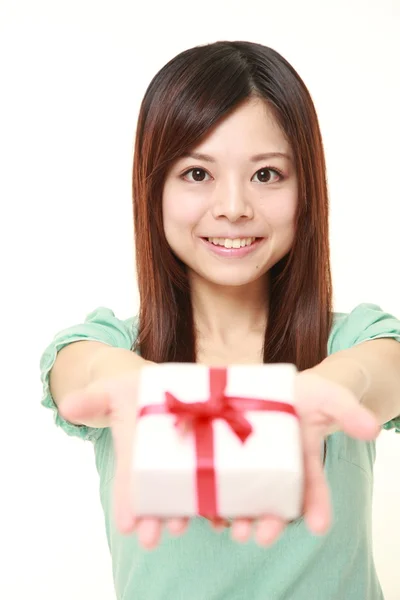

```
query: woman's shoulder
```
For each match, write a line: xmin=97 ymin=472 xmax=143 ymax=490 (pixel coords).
xmin=73 ymin=306 xmax=139 ymax=349
xmin=328 ymin=302 xmax=400 ymax=355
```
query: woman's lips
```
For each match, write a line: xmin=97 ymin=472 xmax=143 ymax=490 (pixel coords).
xmin=200 ymin=237 xmax=265 ymax=258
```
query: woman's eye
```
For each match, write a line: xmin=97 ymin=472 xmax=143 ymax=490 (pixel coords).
xmin=182 ymin=168 xmax=211 ymax=182
xmin=182 ymin=167 xmax=282 ymax=183
xmin=252 ymin=168 xmax=282 ymax=184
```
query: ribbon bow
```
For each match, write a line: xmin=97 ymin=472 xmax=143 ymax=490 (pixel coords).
xmin=164 ymin=368 xmax=254 ymax=442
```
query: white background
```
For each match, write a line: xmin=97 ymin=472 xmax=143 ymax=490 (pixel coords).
xmin=1 ymin=0 xmax=399 ymax=598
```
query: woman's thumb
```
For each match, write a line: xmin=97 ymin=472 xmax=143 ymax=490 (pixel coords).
xmin=58 ymin=384 xmax=111 ymax=427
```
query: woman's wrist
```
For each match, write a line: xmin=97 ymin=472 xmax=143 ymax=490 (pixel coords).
xmin=88 ymin=344 xmax=151 ymax=385
xmin=311 ymin=353 xmax=371 ymax=403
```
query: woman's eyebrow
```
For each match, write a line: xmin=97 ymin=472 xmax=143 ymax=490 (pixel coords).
xmin=181 ymin=151 xmax=291 ymax=163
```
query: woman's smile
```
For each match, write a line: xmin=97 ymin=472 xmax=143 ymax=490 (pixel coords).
xmin=199 ymin=236 xmax=266 ymax=258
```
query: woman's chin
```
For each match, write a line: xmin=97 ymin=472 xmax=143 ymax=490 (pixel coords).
xmin=192 ymin=268 xmax=268 ymax=289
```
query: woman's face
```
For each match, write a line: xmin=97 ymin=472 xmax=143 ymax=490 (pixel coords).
xmin=162 ymin=98 xmax=298 ymax=288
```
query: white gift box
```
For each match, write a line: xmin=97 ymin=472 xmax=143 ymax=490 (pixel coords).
xmin=131 ymin=363 xmax=304 ymax=520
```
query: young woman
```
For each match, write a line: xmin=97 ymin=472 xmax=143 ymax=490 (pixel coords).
xmin=40 ymin=41 xmax=400 ymax=599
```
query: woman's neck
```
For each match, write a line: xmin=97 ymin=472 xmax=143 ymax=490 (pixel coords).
xmin=190 ymin=272 xmax=269 ymax=346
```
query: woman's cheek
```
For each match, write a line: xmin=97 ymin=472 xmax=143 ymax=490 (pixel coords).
xmin=263 ymin=192 xmax=297 ymax=227
xmin=168 ymin=201 xmax=205 ymax=229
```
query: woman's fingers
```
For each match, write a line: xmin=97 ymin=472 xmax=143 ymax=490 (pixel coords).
xmin=255 ymin=516 xmax=286 ymax=546
xmin=301 ymin=428 xmax=331 ymax=534
xmin=136 ymin=518 xmax=163 ymax=549
xmin=294 ymin=370 xmax=380 ymax=535
xmin=108 ymin=380 xmax=139 ymax=536
xmin=231 ymin=518 xmax=253 ymax=542
xmin=299 ymin=393 xmax=379 ymax=535
xmin=113 ymin=466 xmax=137 ymax=534
xmin=59 ymin=387 xmax=110 ymax=425
xmin=296 ymin=371 xmax=380 ymax=441
xmin=138 ymin=518 xmax=188 ymax=548
xmin=326 ymin=390 xmax=380 ymax=440
xmin=60 ymin=384 xmax=138 ymax=536
xmin=167 ymin=517 xmax=190 ymax=535
xmin=230 ymin=516 xmax=286 ymax=546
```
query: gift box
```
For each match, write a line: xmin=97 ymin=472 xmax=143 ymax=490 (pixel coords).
xmin=131 ymin=363 xmax=304 ymax=520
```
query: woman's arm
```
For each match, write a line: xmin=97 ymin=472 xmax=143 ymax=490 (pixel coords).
xmin=50 ymin=341 xmax=151 ymax=428
xmin=312 ymin=338 xmax=400 ymax=427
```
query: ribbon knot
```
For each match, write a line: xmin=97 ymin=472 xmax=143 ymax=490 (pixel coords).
xmin=164 ymin=387 xmax=253 ymax=443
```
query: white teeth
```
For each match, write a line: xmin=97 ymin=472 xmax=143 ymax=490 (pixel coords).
xmin=207 ymin=237 xmax=256 ymax=248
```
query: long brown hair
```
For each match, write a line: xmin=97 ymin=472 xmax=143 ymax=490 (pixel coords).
xmin=132 ymin=41 xmax=332 ymax=370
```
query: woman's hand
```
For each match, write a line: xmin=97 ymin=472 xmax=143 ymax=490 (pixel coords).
xmin=228 ymin=367 xmax=381 ymax=546
xmin=59 ymin=371 xmax=194 ymax=549
xmin=59 ymin=364 xmax=380 ymax=550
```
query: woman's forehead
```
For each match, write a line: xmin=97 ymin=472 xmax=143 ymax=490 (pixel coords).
xmin=184 ymin=100 xmax=292 ymax=162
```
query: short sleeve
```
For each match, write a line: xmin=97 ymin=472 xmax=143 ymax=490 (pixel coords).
xmin=39 ymin=307 xmax=138 ymax=442
xmin=328 ymin=303 xmax=400 ymax=433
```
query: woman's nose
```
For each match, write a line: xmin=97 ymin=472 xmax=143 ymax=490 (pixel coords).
xmin=211 ymin=186 xmax=254 ymax=222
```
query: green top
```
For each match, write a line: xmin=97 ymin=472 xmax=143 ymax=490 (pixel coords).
xmin=40 ymin=303 xmax=400 ymax=600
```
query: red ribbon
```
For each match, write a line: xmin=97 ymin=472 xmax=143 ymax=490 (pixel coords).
xmin=139 ymin=367 xmax=298 ymax=518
